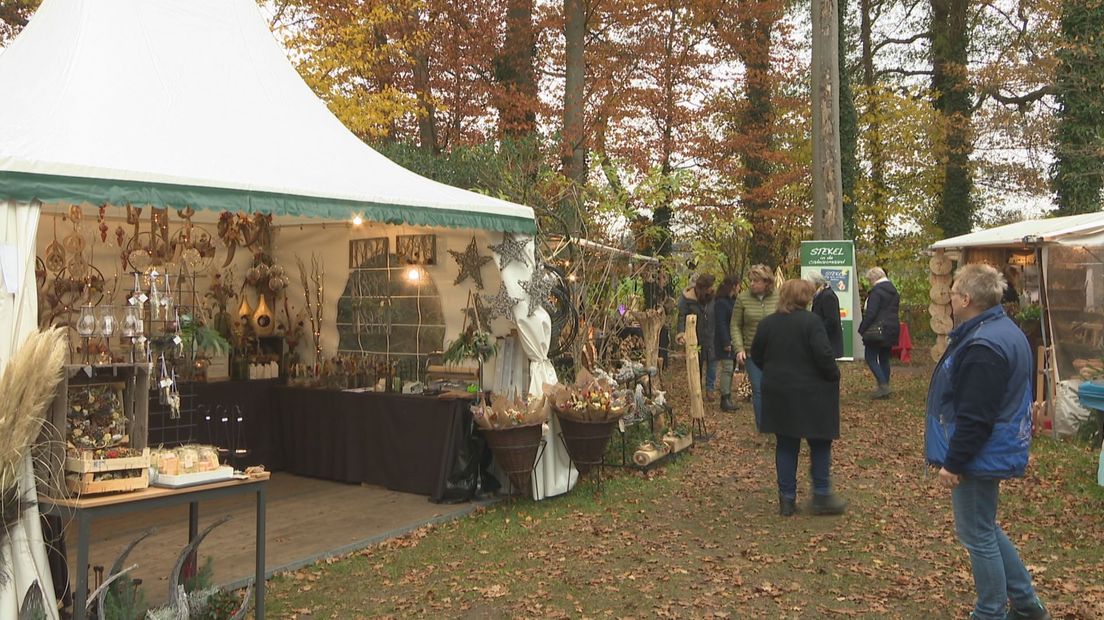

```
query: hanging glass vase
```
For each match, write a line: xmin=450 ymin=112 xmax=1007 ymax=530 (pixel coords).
xmin=238 ymin=296 xmax=253 ymax=329
xmin=76 ymin=304 xmax=96 ymax=337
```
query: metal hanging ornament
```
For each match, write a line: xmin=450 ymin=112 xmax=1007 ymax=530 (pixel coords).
xmin=481 ymin=283 xmax=520 ymax=321
xmin=449 ymin=236 xmax=493 ymax=289
xmin=488 ymin=232 xmax=530 ymax=269
xmin=462 ymin=293 xmax=491 ymax=330
xmin=518 ymin=263 xmax=554 ymax=317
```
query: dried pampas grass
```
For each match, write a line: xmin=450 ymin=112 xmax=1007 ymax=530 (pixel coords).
xmin=0 ymin=327 xmax=68 ymax=554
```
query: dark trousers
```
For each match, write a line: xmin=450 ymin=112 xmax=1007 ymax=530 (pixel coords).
xmin=775 ymin=435 xmax=833 ymax=500
xmin=865 ymin=345 xmax=892 ymax=385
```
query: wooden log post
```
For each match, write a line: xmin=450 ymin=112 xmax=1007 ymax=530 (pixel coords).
xmin=684 ymin=315 xmax=705 ymax=422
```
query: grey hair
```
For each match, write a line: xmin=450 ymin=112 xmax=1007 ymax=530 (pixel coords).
xmin=953 ymin=263 xmax=1006 ymax=309
xmin=865 ymin=267 xmax=886 ymax=282
xmin=804 ymin=271 xmax=827 ymax=287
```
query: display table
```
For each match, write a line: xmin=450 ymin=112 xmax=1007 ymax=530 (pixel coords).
xmin=38 ymin=477 xmax=268 ymax=620
xmin=274 ymin=387 xmax=475 ymax=501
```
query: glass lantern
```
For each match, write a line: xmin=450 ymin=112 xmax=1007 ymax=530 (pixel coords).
xmin=76 ymin=304 xmax=97 ymax=337
xmin=98 ymin=306 xmax=117 ymax=338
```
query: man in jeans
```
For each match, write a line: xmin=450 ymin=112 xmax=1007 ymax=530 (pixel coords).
xmin=925 ymin=263 xmax=1049 ymax=620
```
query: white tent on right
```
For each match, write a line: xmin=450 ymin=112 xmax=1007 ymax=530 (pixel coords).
xmin=929 ymin=212 xmax=1104 ymax=438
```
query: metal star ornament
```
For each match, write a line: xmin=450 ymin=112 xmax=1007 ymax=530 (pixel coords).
xmin=518 ymin=263 xmax=554 ymax=317
xmin=449 ymin=236 xmax=494 ymax=289
xmin=488 ymin=232 xmax=530 ymax=269
xmin=481 ymin=284 xmax=520 ymax=321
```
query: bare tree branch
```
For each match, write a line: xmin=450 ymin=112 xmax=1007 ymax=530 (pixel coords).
xmin=872 ymin=31 xmax=932 ymax=54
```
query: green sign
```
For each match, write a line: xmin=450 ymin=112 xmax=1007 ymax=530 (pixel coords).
xmin=800 ymin=241 xmax=858 ymax=359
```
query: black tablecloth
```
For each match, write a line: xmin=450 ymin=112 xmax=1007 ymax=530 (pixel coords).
xmin=274 ymin=388 xmax=474 ymax=501
xmin=192 ymin=379 xmax=283 ymax=470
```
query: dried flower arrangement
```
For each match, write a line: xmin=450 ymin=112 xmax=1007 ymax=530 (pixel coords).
xmin=471 ymin=393 xmax=547 ymax=430
xmin=66 ymin=383 xmax=128 ymax=451
xmin=545 ymin=368 xmax=631 ymax=422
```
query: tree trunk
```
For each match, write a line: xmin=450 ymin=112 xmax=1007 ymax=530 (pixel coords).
xmin=1053 ymin=0 xmax=1104 ymax=215
xmin=811 ymin=0 xmax=845 ymax=241
xmin=838 ymin=0 xmax=859 ymax=238
xmin=860 ymin=0 xmax=889 ymax=260
xmin=495 ymin=0 xmax=537 ymax=137
xmin=931 ymin=0 xmax=973 ymax=237
xmin=412 ymin=47 xmax=439 ymax=155
xmin=739 ymin=15 xmax=778 ymax=267
xmin=561 ymin=0 xmax=588 ymax=236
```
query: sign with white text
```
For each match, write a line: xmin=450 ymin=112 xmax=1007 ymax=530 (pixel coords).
xmin=800 ymin=240 xmax=859 ymax=359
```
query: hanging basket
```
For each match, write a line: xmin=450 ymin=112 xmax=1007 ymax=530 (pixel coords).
xmin=556 ymin=414 xmax=619 ymax=475
xmin=481 ymin=423 xmax=544 ymax=491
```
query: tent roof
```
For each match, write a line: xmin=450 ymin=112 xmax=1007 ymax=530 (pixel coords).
xmin=0 ymin=0 xmax=535 ymax=233
xmin=929 ymin=212 xmax=1104 ymax=250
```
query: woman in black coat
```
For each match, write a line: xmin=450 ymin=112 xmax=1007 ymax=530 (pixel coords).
xmin=857 ymin=266 xmax=901 ymax=399
xmin=712 ymin=275 xmax=740 ymax=411
xmin=806 ymin=271 xmax=844 ymax=358
xmin=751 ymin=279 xmax=845 ymax=517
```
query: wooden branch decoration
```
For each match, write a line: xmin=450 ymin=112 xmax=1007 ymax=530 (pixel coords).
xmin=297 ymin=254 xmax=324 ymax=369
xmin=684 ymin=314 xmax=705 ymax=421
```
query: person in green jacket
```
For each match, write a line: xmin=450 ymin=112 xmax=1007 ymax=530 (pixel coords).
xmin=731 ymin=264 xmax=779 ymax=431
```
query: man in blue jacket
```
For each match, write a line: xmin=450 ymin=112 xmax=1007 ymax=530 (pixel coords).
xmin=925 ymin=263 xmax=1049 ymax=620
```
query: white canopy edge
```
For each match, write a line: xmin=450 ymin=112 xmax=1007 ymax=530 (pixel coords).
xmin=0 ymin=0 xmax=535 ymax=233
xmin=929 ymin=212 xmax=1104 ymax=250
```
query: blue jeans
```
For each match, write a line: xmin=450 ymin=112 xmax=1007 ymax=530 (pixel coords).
xmin=951 ymin=476 xmax=1039 ymax=620
xmin=865 ymin=345 xmax=892 ymax=385
xmin=746 ymin=358 xmax=764 ymax=430
xmin=775 ymin=435 xmax=832 ymax=499
xmin=705 ymin=358 xmax=718 ymax=391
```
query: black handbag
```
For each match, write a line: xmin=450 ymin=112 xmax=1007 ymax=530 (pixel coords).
xmin=862 ymin=322 xmax=888 ymax=346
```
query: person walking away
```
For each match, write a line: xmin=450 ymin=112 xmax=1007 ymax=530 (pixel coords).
xmin=858 ymin=267 xmax=900 ymax=399
xmin=731 ymin=264 xmax=779 ymax=431
xmin=925 ymin=263 xmax=1049 ymax=620
xmin=750 ymin=279 xmax=845 ymax=516
xmin=676 ymin=274 xmax=716 ymax=399
xmin=806 ymin=271 xmax=844 ymax=358
xmin=713 ymin=275 xmax=740 ymax=411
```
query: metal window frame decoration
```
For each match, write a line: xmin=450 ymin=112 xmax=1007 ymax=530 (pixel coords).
xmin=396 ymin=234 xmax=437 ymax=266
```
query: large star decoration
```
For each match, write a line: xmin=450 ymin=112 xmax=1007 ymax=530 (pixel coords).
xmin=518 ymin=264 xmax=554 ymax=317
xmin=488 ymin=232 xmax=530 ymax=269
xmin=449 ymin=236 xmax=493 ymax=289
xmin=481 ymin=284 xmax=520 ymax=321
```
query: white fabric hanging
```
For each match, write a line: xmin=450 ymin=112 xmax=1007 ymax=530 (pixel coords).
xmin=0 ymin=199 xmax=58 ymax=620
xmin=495 ymin=234 xmax=576 ymax=498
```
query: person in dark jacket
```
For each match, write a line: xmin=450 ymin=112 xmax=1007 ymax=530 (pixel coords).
xmin=751 ymin=279 xmax=846 ymax=517
xmin=858 ymin=266 xmax=900 ymax=399
xmin=676 ymin=274 xmax=716 ymax=396
xmin=924 ymin=263 xmax=1049 ymax=620
xmin=806 ymin=271 xmax=844 ymax=358
xmin=713 ymin=275 xmax=739 ymax=411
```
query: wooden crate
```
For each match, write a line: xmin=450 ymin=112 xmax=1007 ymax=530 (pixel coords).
xmin=65 ymin=467 xmax=149 ymax=495
xmin=65 ymin=447 xmax=150 ymax=474
xmin=37 ymin=363 xmax=151 ymax=498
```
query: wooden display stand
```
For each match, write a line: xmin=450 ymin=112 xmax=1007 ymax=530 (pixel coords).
xmin=38 ymin=363 xmax=152 ymax=497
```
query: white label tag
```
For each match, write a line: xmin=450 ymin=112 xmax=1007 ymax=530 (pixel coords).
xmin=172 ymin=335 xmax=183 ymax=345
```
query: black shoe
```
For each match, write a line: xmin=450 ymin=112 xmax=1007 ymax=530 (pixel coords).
xmin=779 ymin=495 xmax=796 ymax=517
xmin=870 ymin=383 xmax=891 ymax=400
xmin=1006 ymin=601 xmax=1051 ymax=620
xmin=810 ymin=492 xmax=847 ymax=515
xmin=720 ymin=395 xmax=738 ymax=412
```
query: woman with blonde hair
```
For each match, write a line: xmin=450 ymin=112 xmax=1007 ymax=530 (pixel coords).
xmin=751 ymin=279 xmax=845 ymax=516
xmin=731 ymin=264 xmax=779 ymax=430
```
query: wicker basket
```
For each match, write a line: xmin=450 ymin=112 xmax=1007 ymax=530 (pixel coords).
xmin=482 ymin=423 xmax=543 ymax=492
xmin=556 ymin=415 xmax=619 ymax=475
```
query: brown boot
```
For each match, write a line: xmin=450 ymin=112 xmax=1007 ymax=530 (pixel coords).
xmin=705 ymin=390 xmax=716 ymax=402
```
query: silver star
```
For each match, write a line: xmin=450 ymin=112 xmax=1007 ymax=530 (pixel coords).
xmin=488 ymin=232 xmax=530 ymax=269
xmin=518 ymin=264 xmax=554 ymax=317
xmin=449 ymin=237 xmax=494 ymax=289
xmin=481 ymin=284 xmax=520 ymax=321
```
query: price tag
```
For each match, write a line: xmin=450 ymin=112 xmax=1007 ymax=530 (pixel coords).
xmin=160 ymin=377 xmax=174 ymax=388
xmin=172 ymin=335 xmax=183 ymax=346
xmin=618 ymin=418 xmax=626 ymax=433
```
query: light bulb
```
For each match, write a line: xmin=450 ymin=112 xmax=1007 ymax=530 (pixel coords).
xmin=351 ymin=214 xmax=364 ymax=226
xmin=405 ymin=266 xmax=421 ymax=282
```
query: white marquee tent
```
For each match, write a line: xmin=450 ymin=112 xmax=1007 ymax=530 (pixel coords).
xmin=0 ymin=1 xmax=574 ymax=615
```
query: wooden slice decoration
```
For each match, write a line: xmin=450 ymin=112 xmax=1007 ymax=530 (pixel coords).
xmin=930 ymin=285 xmax=951 ymax=305
xmin=929 ymin=253 xmax=953 ymax=276
xmin=928 ymin=272 xmax=952 ymax=287
xmin=928 ymin=303 xmax=951 ymax=320
xmin=931 ymin=314 xmax=953 ymax=335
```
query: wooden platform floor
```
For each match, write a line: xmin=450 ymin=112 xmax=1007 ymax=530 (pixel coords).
xmin=61 ymin=473 xmax=483 ymax=606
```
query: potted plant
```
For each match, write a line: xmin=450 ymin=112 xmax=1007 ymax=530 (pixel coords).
xmin=1014 ymin=304 xmax=1043 ymax=353
xmin=442 ymin=325 xmax=497 ymax=391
